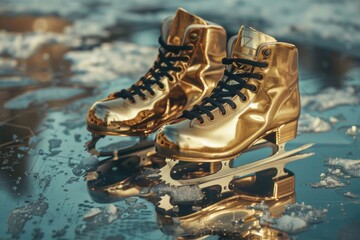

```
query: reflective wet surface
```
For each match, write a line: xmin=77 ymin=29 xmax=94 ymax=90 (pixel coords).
xmin=0 ymin=1 xmax=360 ymax=239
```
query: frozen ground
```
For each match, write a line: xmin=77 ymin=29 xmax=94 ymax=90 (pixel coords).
xmin=0 ymin=0 xmax=360 ymax=239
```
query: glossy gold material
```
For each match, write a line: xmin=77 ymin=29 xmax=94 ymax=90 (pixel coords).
xmin=156 ymin=26 xmax=300 ymax=161
xmin=157 ymin=171 xmax=296 ymax=239
xmin=87 ymin=8 xmax=226 ymax=136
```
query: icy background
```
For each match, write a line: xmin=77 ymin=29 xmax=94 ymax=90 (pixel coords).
xmin=0 ymin=0 xmax=359 ymax=239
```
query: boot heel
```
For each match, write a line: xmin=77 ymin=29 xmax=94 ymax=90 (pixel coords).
xmin=275 ymin=120 xmax=298 ymax=144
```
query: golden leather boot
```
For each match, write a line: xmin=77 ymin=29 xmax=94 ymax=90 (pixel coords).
xmin=157 ymin=26 xmax=313 ymax=190
xmin=87 ymin=8 xmax=226 ymax=137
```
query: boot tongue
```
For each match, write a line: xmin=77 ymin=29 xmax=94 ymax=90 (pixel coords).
xmin=231 ymin=26 xmax=276 ymax=60
xmin=165 ymin=8 xmax=207 ymax=45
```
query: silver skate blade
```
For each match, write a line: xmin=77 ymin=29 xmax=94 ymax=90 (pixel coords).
xmin=198 ymin=151 xmax=314 ymax=193
xmin=159 ymin=143 xmax=314 ymax=186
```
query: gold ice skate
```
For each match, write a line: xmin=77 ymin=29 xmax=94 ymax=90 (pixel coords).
xmin=156 ymin=26 xmax=314 ymax=192
xmin=86 ymin=8 xmax=227 ymax=162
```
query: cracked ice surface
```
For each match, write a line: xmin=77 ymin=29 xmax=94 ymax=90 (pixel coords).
xmin=301 ymin=87 xmax=359 ymax=111
xmin=4 ymin=87 xmax=85 ymax=109
xmin=65 ymin=42 xmax=157 ymax=83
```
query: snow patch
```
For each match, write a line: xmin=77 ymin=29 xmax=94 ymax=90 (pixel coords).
xmin=259 ymin=202 xmax=327 ymax=234
xmin=302 ymin=87 xmax=359 ymax=111
xmin=65 ymin=42 xmax=157 ymax=82
xmin=298 ymin=113 xmax=331 ymax=133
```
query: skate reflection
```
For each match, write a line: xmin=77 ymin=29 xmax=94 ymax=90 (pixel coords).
xmin=86 ymin=150 xmax=164 ymax=202
xmin=157 ymin=170 xmax=296 ymax=240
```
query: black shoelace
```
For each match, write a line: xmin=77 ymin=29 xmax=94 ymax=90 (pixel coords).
xmin=114 ymin=37 xmax=193 ymax=102
xmin=182 ymin=58 xmax=268 ymax=123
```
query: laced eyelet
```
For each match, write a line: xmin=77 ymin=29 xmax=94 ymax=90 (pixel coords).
xmin=258 ymin=73 xmax=264 ymax=80
xmin=187 ymin=43 xmax=194 ymax=52
xmin=141 ymin=95 xmax=147 ymax=101
xmin=168 ymin=77 xmax=176 ymax=83
xmin=184 ymin=55 xmax=190 ymax=62
xmin=261 ymin=61 xmax=269 ymax=69
xmin=130 ymin=99 xmax=136 ymax=104
xmin=198 ymin=119 xmax=204 ymax=125
xmin=240 ymin=96 xmax=247 ymax=102
xmin=176 ymin=66 xmax=183 ymax=72
xmin=149 ymin=92 xmax=156 ymax=97
xmin=230 ymin=104 xmax=237 ymax=110
xmin=250 ymin=85 xmax=258 ymax=93
xmin=263 ymin=49 xmax=271 ymax=57
xmin=207 ymin=115 xmax=215 ymax=121
xmin=158 ymin=85 xmax=165 ymax=91
xmin=190 ymin=32 xmax=198 ymax=41
xmin=219 ymin=110 xmax=227 ymax=116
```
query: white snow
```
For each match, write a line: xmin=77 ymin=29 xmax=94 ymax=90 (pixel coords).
xmin=345 ymin=125 xmax=360 ymax=137
xmin=259 ymin=202 xmax=327 ymax=234
xmin=301 ymin=87 xmax=359 ymax=111
xmin=310 ymin=176 xmax=346 ymax=188
xmin=149 ymin=183 xmax=204 ymax=203
xmin=326 ymin=158 xmax=360 ymax=178
xmin=1 ymin=0 xmax=360 ymax=59
xmin=65 ymin=42 xmax=157 ymax=83
xmin=298 ymin=113 xmax=332 ymax=133
xmin=344 ymin=191 xmax=358 ymax=199
xmin=0 ymin=30 xmax=81 ymax=59
xmin=4 ymin=87 xmax=85 ymax=109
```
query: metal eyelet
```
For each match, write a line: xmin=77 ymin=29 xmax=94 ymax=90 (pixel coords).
xmin=258 ymin=73 xmax=264 ymax=80
xmin=207 ymin=115 xmax=215 ymax=121
xmin=250 ymin=85 xmax=258 ymax=93
xmin=230 ymin=104 xmax=237 ymax=110
xmin=187 ymin=43 xmax=194 ymax=52
xmin=190 ymin=32 xmax=198 ymax=41
xmin=149 ymin=92 xmax=156 ymax=98
xmin=168 ymin=77 xmax=176 ymax=83
xmin=219 ymin=109 xmax=227 ymax=116
xmin=240 ymin=96 xmax=247 ymax=102
xmin=184 ymin=55 xmax=190 ymax=62
xmin=158 ymin=85 xmax=165 ymax=91
xmin=263 ymin=49 xmax=271 ymax=57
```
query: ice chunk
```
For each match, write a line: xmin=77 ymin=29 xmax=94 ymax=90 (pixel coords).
xmin=310 ymin=176 xmax=346 ymax=188
xmin=83 ymin=208 xmax=102 ymax=220
xmin=298 ymin=113 xmax=331 ymax=133
xmin=262 ymin=214 xmax=307 ymax=234
xmin=4 ymin=87 xmax=85 ymax=109
xmin=259 ymin=202 xmax=327 ymax=234
xmin=344 ymin=191 xmax=358 ymax=199
xmin=326 ymin=158 xmax=360 ymax=178
xmin=149 ymin=183 xmax=204 ymax=203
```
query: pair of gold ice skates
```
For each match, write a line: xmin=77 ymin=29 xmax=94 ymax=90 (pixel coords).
xmin=85 ymin=8 xmax=313 ymax=236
